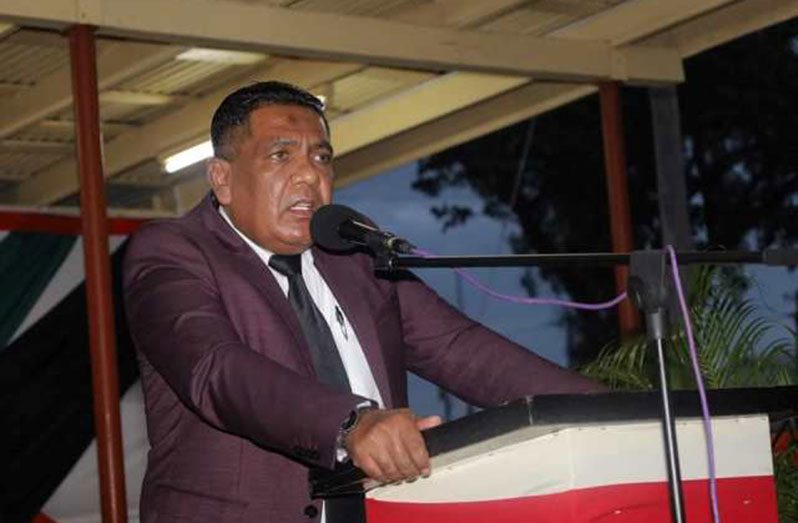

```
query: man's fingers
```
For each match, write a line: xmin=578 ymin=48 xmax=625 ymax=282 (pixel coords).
xmin=402 ymin=429 xmax=431 ymax=477
xmin=381 ymin=417 xmax=424 ymax=481
xmin=354 ymin=454 xmax=386 ymax=483
xmin=345 ymin=408 xmax=434 ymax=483
xmin=387 ymin=437 xmax=420 ymax=481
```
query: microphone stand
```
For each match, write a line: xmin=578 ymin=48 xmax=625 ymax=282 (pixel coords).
xmin=375 ymin=247 xmax=797 ymax=523
xmin=376 ymin=248 xmax=798 ymax=270
xmin=627 ymin=250 xmax=685 ymax=523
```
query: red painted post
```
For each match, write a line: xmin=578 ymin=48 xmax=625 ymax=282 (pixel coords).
xmin=68 ymin=24 xmax=128 ymax=523
xmin=599 ymin=82 xmax=641 ymax=336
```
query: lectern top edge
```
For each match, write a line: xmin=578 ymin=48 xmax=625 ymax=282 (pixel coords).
xmin=310 ymin=386 xmax=798 ymax=498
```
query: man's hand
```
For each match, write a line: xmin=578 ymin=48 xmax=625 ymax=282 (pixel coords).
xmin=343 ymin=408 xmax=442 ymax=483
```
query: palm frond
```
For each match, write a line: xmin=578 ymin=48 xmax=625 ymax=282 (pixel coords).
xmin=581 ymin=265 xmax=796 ymax=390
xmin=581 ymin=335 xmax=652 ymax=390
xmin=773 ymin=435 xmax=798 ymax=522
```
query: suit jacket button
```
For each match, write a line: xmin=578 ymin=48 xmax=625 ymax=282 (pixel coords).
xmin=304 ymin=504 xmax=319 ymax=518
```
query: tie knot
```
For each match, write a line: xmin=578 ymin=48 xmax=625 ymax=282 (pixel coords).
xmin=269 ymin=254 xmax=302 ymax=277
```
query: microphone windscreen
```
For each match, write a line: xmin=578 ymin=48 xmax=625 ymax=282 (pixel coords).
xmin=311 ymin=204 xmax=369 ymax=251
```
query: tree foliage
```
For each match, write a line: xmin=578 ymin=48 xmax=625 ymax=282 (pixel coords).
xmin=413 ymin=18 xmax=798 ymax=365
xmin=581 ymin=266 xmax=797 ymax=390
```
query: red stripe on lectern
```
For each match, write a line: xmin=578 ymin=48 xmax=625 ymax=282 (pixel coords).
xmin=30 ymin=513 xmax=57 ymax=523
xmin=0 ymin=211 xmax=148 ymax=235
xmin=366 ymin=475 xmax=777 ymax=523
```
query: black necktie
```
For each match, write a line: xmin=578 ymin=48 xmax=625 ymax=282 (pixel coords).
xmin=269 ymin=254 xmax=364 ymax=523
xmin=269 ymin=254 xmax=351 ymax=392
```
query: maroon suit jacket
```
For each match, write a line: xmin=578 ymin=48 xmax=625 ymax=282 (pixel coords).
xmin=123 ymin=195 xmax=602 ymax=523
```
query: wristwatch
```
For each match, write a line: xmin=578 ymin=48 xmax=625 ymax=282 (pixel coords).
xmin=341 ymin=403 xmax=375 ymax=437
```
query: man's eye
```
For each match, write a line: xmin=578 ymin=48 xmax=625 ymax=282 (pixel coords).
xmin=270 ymin=150 xmax=288 ymax=161
xmin=316 ymin=151 xmax=333 ymax=164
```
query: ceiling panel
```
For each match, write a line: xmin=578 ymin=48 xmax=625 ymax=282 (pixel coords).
xmin=0 ymin=40 xmax=66 ymax=86
xmin=0 ymin=150 xmax=64 ymax=178
xmin=117 ymin=60 xmax=229 ymax=94
xmin=12 ymin=119 xmax=135 ymax=143
xmin=481 ymin=0 xmax=627 ymax=35
xmin=286 ymin=0 xmax=422 ymax=17
xmin=331 ymin=67 xmax=435 ymax=111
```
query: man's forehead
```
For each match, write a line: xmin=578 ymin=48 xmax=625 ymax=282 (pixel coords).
xmin=248 ymin=104 xmax=327 ymax=135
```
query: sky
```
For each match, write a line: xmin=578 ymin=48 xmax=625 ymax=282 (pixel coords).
xmin=334 ymin=162 xmax=798 ymax=419
xmin=335 ymin=163 xmax=569 ymax=418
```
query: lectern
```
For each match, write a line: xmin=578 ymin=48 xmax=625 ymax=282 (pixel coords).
xmin=312 ymin=387 xmax=797 ymax=523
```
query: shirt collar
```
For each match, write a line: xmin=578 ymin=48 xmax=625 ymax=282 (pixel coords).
xmin=218 ymin=206 xmax=313 ymax=265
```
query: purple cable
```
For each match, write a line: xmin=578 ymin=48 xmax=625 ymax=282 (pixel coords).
xmin=411 ymin=248 xmax=627 ymax=310
xmin=412 ymin=245 xmax=719 ymax=521
xmin=666 ymin=245 xmax=720 ymax=523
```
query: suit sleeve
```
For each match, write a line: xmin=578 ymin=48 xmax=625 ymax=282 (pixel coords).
xmin=393 ymin=272 xmax=607 ymax=407
xmin=123 ymin=224 xmax=364 ymax=468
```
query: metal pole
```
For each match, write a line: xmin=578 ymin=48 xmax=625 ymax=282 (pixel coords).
xmin=648 ymin=86 xmax=693 ymax=251
xmin=599 ymin=81 xmax=641 ymax=336
xmin=628 ymin=250 xmax=686 ymax=523
xmin=649 ymin=86 xmax=695 ymax=322
xmin=654 ymin=336 xmax=687 ymax=523
xmin=68 ymin=24 xmax=128 ymax=523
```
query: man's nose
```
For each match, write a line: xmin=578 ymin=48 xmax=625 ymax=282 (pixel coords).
xmin=292 ymin=153 xmax=322 ymax=185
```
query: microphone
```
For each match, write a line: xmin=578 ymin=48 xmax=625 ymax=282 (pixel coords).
xmin=311 ymin=204 xmax=416 ymax=254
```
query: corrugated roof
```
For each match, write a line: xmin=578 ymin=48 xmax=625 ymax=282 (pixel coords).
xmin=0 ymin=40 xmax=66 ymax=85
xmin=0 ymin=0 xmax=791 ymax=212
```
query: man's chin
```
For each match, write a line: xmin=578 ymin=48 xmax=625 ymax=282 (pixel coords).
xmin=276 ymin=234 xmax=313 ymax=254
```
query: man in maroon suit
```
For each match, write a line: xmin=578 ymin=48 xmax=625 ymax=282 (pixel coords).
xmin=124 ymin=81 xmax=604 ymax=523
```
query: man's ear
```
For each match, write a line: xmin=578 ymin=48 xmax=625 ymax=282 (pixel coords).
xmin=207 ymin=158 xmax=232 ymax=205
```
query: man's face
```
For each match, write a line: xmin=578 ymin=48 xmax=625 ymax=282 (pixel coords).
xmin=209 ymin=104 xmax=334 ymax=254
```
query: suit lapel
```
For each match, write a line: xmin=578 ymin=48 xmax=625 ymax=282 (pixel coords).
xmin=237 ymin=250 xmax=318 ymax=375
xmin=198 ymin=194 xmax=317 ymax=376
xmin=312 ymin=248 xmax=392 ymax=407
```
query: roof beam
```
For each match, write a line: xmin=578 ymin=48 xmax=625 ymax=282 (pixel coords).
xmin=14 ymin=59 xmax=363 ymax=204
xmin=0 ymin=40 xmax=182 ymax=139
xmin=5 ymin=27 xmax=63 ymax=46
xmin=0 ymin=21 xmax=15 ymax=38
xmin=37 ymin=118 xmax=135 ymax=135
xmin=332 ymin=82 xmax=596 ymax=187
xmin=332 ymin=73 xmax=529 ymax=157
xmin=100 ymin=90 xmax=182 ymax=106
xmin=0 ymin=0 xmax=683 ymax=83
xmin=0 ymin=139 xmax=72 ymax=154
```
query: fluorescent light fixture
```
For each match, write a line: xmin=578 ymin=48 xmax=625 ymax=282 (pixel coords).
xmin=164 ymin=140 xmax=213 ymax=173
xmin=176 ymin=47 xmax=266 ymax=64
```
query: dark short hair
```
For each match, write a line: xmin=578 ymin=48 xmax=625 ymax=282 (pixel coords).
xmin=210 ymin=81 xmax=328 ymax=160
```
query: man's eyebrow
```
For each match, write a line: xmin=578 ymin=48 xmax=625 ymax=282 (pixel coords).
xmin=268 ymin=137 xmax=299 ymax=148
xmin=316 ymin=140 xmax=334 ymax=153
xmin=266 ymin=138 xmax=332 ymax=152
